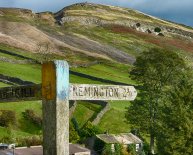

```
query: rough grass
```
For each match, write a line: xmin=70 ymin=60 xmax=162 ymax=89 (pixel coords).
xmin=65 ymin=3 xmax=193 ymax=32
xmin=98 ymin=101 xmax=131 ymax=133
xmin=72 ymin=101 xmax=102 ymax=128
xmin=0 ymin=62 xmax=41 ymax=83
xmin=70 ymin=74 xmax=105 ymax=84
xmin=0 ymin=101 xmax=42 ymax=119
xmin=58 ymin=46 xmax=101 ymax=65
xmin=0 ymin=51 xmax=25 ymax=60
xmin=0 ymin=127 xmax=33 ymax=139
xmin=110 ymin=25 xmax=193 ymax=53
xmin=98 ymin=108 xmax=131 ymax=133
xmin=64 ymin=24 xmax=155 ymax=57
xmin=64 ymin=3 xmax=170 ymax=25
xmin=0 ymin=82 xmax=10 ymax=88
xmin=0 ymin=101 xmax=42 ymax=136
xmin=59 ymin=21 xmax=193 ymax=67
xmin=71 ymin=62 xmax=136 ymax=85
xmin=0 ymin=43 xmax=37 ymax=60
xmin=110 ymin=101 xmax=131 ymax=111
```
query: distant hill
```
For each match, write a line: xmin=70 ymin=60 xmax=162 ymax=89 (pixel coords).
xmin=0 ymin=2 xmax=193 ymax=66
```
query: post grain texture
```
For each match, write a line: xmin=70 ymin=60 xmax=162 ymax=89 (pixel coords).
xmin=42 ymin=61 xmax=69 ymax=155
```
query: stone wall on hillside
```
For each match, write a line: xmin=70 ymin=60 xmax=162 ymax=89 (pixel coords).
xmin=0 ymin=74 xmax=34 ymax=85
xmin=59 ymin=16 xmax=193 ymax=39
xmin=91 ymin=101 xmax=111 ymax=125
xmin=0 ymin=57 xmax=35 ymax=64
xmin=69 ymin=100 xmax=77 ymax=117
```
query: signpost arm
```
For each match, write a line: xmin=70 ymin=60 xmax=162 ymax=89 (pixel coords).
xmin=42 ymin=60 xmax=69 ymax=155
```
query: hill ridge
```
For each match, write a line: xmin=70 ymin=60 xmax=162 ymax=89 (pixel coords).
xmin=0 ymin=2 xmax=193 ymax=66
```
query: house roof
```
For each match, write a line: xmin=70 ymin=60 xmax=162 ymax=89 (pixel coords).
xmin=0 ymin=144 xmax=90 ymax=155
xmin=96 ymin=133 xmax=142 ymax=144
xmin=69 ymin=144 xmax=90 ymax=155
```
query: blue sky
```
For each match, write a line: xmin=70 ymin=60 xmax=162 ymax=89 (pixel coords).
xmin=0 ymin=0 xmax=193 ymax=27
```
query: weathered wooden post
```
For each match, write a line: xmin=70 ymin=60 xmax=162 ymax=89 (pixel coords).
xmin=42 ymin=60 xmax=69 ymax=155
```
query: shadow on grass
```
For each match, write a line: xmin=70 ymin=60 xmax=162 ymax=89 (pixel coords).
xmin=18 ymin=118 xmax=42 ymax=135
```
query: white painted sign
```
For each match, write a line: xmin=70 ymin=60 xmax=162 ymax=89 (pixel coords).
xmin=69 ymin=84 xmax=137 ymax=101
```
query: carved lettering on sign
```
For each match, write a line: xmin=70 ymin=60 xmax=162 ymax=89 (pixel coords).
xmin=0 ymin=84 xmax=41 ymax=102
xmin=69 ymin=84 xmax=137 ymax=101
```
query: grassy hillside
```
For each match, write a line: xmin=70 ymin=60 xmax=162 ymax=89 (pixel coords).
xmin=71 ymin=62 xmax=135 ymax=85
xmin=0 ymin=101 xmax=42 ymax=138
xmin=0 ymin=62 xmax=41 ymax=83
xmin=0 ymin=82 xmax=9 ymax=87
xmin=99 ymin=101 xmax=131 ymax=133
xmin=0 ymin=2 xmax=193 ymax=143
xmin=0 ymin=3 xmax=193 ymax=66
xmin=72 ymin=101 xmax=103 ymax=128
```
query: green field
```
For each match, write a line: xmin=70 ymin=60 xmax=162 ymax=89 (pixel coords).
xmin=70 ymin=74 xmax=105 ymax=84
xmin=0 ymin=127 xmax=33 ymax=138
xmin=0 ymin=82 xmax=10 ymax=88
xmin=0 ymin=75 xmax=134 ymax=139
xmin=0 ymin=101 xmax=42 ymax=138
xmin=72 ymin=101 xmax=103 ymax=128
xmin=0 ymin=62 xmax=41 ymax=83
xmin=71 ymin=62 xmax=135 ymax=85
xmin=99 ymin=101 xmax=131 ymax=133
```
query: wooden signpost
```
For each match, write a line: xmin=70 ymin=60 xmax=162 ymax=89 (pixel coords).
xmin=0 ymin=60 xmax=137 ymax=155
xmin=0 ymin=84 xmax=41 ymax=103
xmin=70 ymin=84 xmax=137 ymax=101
xmin=42 ymin=61 xmax=69 ymax=155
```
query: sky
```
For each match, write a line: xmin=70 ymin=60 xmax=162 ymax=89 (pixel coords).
xmin=0 ymin=0 xmax=193 ymax=27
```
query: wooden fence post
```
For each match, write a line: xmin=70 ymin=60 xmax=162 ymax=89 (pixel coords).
xmin=42 ymin=60 xmax=69 ymax=155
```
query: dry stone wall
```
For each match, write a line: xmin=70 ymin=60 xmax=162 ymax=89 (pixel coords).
xmin=59 ymin=16 xmax=193 ymax=39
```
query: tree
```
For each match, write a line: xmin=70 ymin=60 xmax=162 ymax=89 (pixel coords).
xmin=69 ymin=121 xmax=80 ymax=143
xmin=126 ymin=48 xmax=187 ymax=154
xmin=0 ymin=110 xmax=16 ymax=127
xmin=157 ymin=74 xmax=193 ymax=155
xmin=80 ymin=121 xmax=102 ymax=139
xmin=154 ymin=27 xmax=161 ymax=33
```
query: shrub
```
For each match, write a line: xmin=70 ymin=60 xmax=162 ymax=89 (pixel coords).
xmin=114 ymin=144 xmax=124 ymax=155
xmin=101 ymin=143 xmax=124 ymax=155
xmin=0 ymin=110 xmax=16 ymax=127
xmin=94 ymin=138 xmax=106 ymax=154
xmin=154 ymin=27 xmax=161 ymax=32
xmin=136 ymin=23 xmax=141 ymax=27
xmin=0 ymin=135 xmax=13 ymax=144
xmin=22 ymin=109 xmax=42 ymax=127
xmin=80 ymin=121 xmax=102 ymax=139
xmin=102 ymin=144 xmax=112 ymax=155
xmin=16 ymin=135 xmax=42 ymax=147
xmin=25 ymin=136 xmax=42 ymax=147
xmin=71 ymin=117 xmax=79 ymax=132
xmin=158 ymin=33 xmax=164 ymax=36
xmin=127 ymin=144 xmax=137 ymax=155
xmin=69 ymin=121 xmax=80 ymax=143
